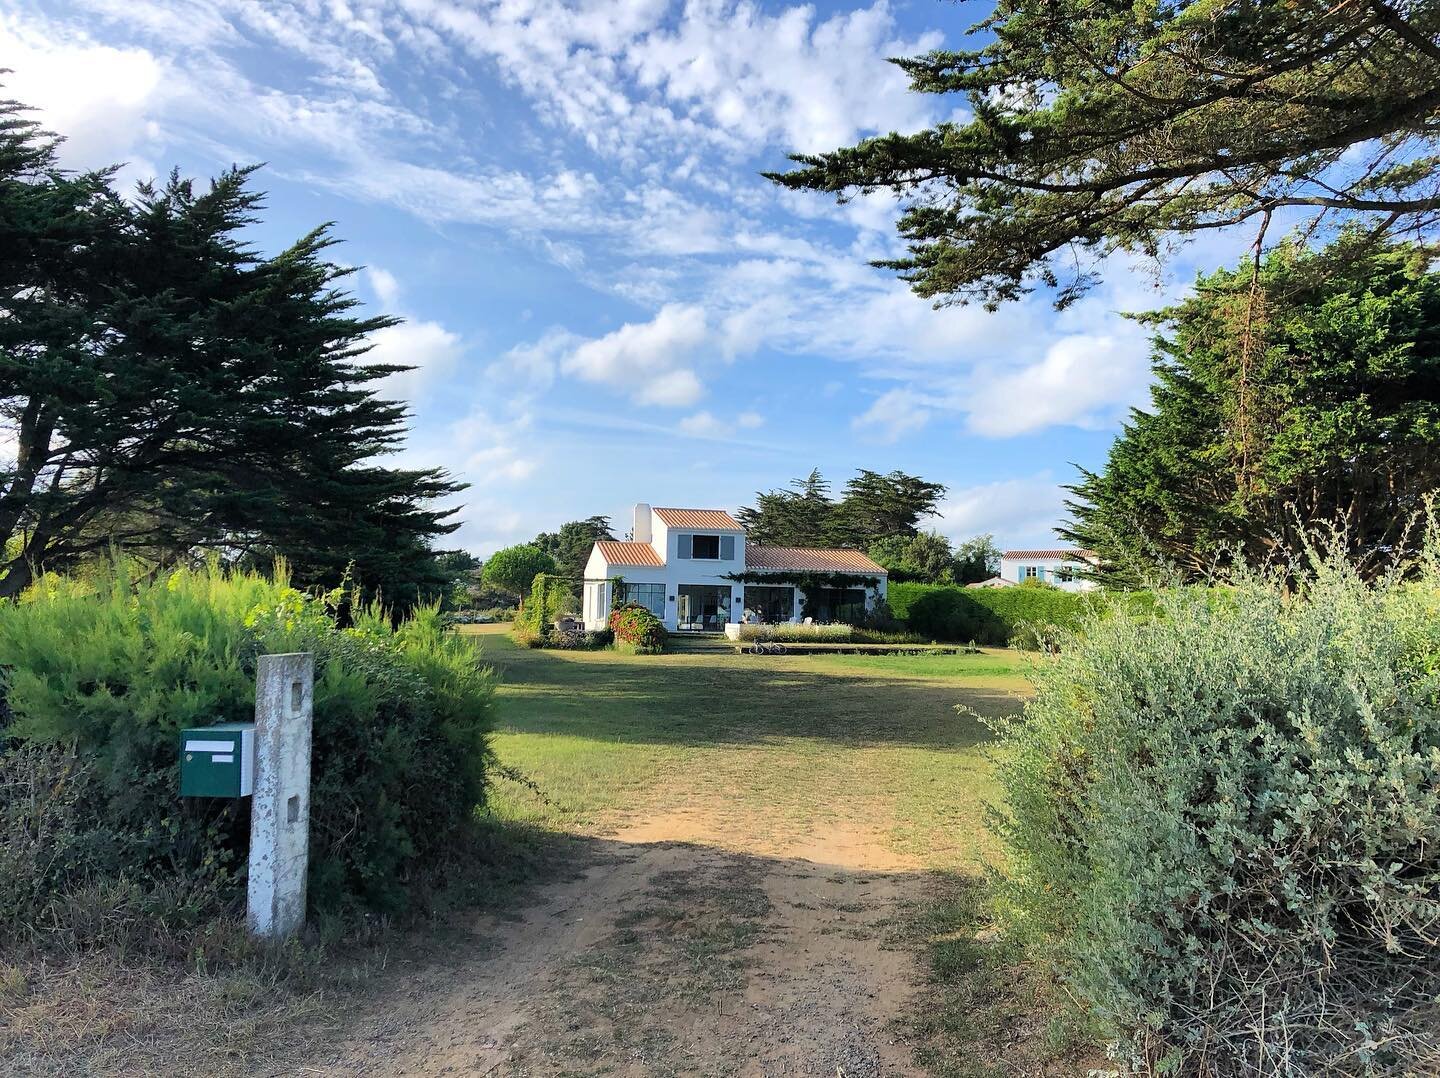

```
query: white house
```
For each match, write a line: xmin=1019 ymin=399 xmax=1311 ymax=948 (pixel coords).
xmin=997 ymin=548 xmax=1099 ymax=592
xmin=581 ymin=504 xmax=887 ymax=632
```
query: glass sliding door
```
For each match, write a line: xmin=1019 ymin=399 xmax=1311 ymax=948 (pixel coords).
xmin=676 ymin=585 xmax=731 ymax=631
xmin=743 ymin=585 xmax=794 ymax=624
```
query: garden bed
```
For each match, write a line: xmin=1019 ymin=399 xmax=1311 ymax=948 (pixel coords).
xmin=731 ymin=641 xmax=973 ymax=656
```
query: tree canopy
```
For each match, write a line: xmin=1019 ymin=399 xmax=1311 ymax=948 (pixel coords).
xmin=1062 ymin=235 xmax=1440 ymax=583
xmin=0 ymin=95 xmax=462 ymax=602
xmin=738 ymin=468 xmax=946 ymax=549
xmin=735 ymin=469 xmax=834 ymax=546
xmin=481 ymin=544 xmax=556 ymax=599
xmin=768 ymin=0 xmax=1440 ymax=308
xmin=533 ymin=515 xmax=614 ymax=591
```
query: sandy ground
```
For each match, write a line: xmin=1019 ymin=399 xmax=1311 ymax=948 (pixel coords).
xmin=303 ymin=801 xmax=932 ymax=1078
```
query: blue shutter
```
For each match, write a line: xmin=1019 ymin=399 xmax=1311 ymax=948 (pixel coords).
xmin=720 ymin=535 xmax=735 ymax=560
xmin=678 ymin=534 xmax=692 ymax=559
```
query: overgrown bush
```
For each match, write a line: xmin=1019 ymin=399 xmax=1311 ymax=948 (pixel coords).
xmin=511 ymin=572 xmax=579 ymax=645
xmin=547 ymin=628 xmax=613 ymax=650
xmin=0 ymin=561 xmax=496 ymax=945
xmin=988 ymin=543 xmax=1440 ymax=1073
xmin=608 ymin=603 xmax=666 ymax=654
xmin=890 ymin=581 xmax=1114 ymax=644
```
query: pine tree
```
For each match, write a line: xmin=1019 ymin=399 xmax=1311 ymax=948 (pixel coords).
xmin=768 ymin=0 xmax=1440 ymax=309
xmin=737 ymin=469 xmax=834 ymax=546
xmin=0 ymin=97 xmax=463 ymax=601
xmin=1063 ymin=235 xmax=1440 ymax=582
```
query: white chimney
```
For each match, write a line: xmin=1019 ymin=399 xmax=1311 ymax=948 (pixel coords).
xmin=632 ymin=503 xmax=652 ymax=545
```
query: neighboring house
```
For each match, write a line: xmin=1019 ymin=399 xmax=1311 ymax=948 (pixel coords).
xmin=582 ymin=503 xmax=887 ymax=632
xmin=998 ymin=548 xmax=1099 ymax=592
xmin=965 ymin=576 xmax=1013 ymax=589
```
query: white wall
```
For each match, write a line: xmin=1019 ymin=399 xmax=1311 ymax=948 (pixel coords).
xmin=999 ymin=556 xmax=1096 ymax=592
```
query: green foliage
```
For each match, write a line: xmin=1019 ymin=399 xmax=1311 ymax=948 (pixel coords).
xmin=767 ymin=1 xmax=1440 ymax=308
xmin=888 ymin=581 xmax=1100 ymax=645
xmin=0 ymin=95 xmax=462 ymax=605
xmin=737 ymin=623 xmax=853 ymax=643
xmin=481 ymin=544 xmax=556 ymax=599
xmin=1064 ymin=236 xmax=1440 ymax=585
xmin=737 ymin=468 xmax=945 ymax=549
xmin=511 ymin=573 xmax=582 ymax=645
xmin=532 ymin=517 xmax=614 ymax=597
xmin=989 ymin=542 xmax=1440 ymax=1072
xmin=432 ymin=550 xmax=483 ymax=611
xmin=868 ymin=532 xmax=956 ymax=583
xmin=0 ymin=561 xmax=495 ymax=940
xmin=735 ymin=469 xmax=833 ymax=546
xmin=608 ymin=603 xmax=666 ymax=654
xmin=735 ymin=623 xmax=926 ymax=645
xmin=953 ymin=534 xmax=1002 ymax=585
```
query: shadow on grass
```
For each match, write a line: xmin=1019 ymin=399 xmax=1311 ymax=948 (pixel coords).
xmin=477 ymin=641 xmax=1027 ymax=751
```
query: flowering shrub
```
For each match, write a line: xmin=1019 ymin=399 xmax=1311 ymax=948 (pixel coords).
xmin=608 ymin=603 xmax=666 ymax=654
xmin=990 ymin=541 xmax=1440 ymax=1073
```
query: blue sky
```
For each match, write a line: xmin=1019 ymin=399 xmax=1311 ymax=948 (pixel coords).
xmin=1 ymin=0 xmax=1254 ymax=555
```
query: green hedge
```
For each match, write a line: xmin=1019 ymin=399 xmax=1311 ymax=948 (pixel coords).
xmin=887 ymin=581 xmax=1112 ymax=644
xmin=0 ymin=561 xmax=495 ymax=942
xmin=989 ymin=551 xmax=1440 ymax=1071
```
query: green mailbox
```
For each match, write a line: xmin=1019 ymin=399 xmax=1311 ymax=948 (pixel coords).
xmin=180 ymin=722 xmax=256 ymax=798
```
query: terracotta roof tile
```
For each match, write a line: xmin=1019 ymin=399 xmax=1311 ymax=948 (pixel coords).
xmin=594 ymin=540 xmax=664 ymax=567
xmin=1002 ymin=549 xmax=1097 ymax=561
xmin=744 ymin=545 xmax=886 ymax=574
xmin=652 ymin=507 xmax=743 ymax=530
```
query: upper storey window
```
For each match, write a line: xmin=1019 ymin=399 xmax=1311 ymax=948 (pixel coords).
xmin=678 ymin=534 xmax=733 ymax=560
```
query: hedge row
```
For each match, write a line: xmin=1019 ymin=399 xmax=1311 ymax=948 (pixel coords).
xmin=887 ymin=581 xmax=1121 ymax=644
xmin=993 ymin=548 xmax=1440 ymax=1071
xmin=0 ymin=561 xmax=495 ymax=945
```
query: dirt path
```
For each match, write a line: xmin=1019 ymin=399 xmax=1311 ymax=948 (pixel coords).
xmin=306 ymin=804 xmax=932 ymax=1077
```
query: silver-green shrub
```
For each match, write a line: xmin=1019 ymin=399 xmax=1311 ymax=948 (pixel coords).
xmin=735 ymin=622 xmax=853 ymax=643
xmin=989 ymin=541 xmax=1440 ymax=1074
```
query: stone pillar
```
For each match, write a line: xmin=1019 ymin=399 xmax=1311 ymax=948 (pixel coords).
xmin=247 ymin=652 xmax=314 ymax=941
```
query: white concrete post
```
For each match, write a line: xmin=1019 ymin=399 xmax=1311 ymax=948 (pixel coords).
xmin=247 ymin=652 xmax=314 ymax=941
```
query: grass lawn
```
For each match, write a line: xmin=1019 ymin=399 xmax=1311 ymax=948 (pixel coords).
xmin=455 ymin=627 xmax=1084 ymax=1075
xmin=466 ymin=625 xmax=1036 ymax=872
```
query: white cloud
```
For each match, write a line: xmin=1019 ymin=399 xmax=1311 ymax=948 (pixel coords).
xmin=366 ymin=319 xmax=464 ymax=404
xmin=677 ymin=410 xmax=728 ymax=437
xmin=0 ymin=15 xmax=167 ymax=175
xmin=563 ymin=303 xmax=712 ymax=406
xmin=737 ymin=410 xmax=763 ymax=429
xmin=463 ymin=444 xmax=538 ymax=483
xmin=637 ymin=369 xmax=705 ymax=407
xmin=627 ymin=1 xmax=943 ymax=154
xmin=366 ymin=266 xmax=402 ymax=309
xmin=852 ymin=388 xmax=932 ymax=443
xmin=965 ymin=332 xmax=1152 ymax=437
xmin=936 ymin=475 xmax=1072 ymax=550
xmin=489 ymin=329 xmax=579 ymax=393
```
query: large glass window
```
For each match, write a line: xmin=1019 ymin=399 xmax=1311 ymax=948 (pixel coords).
xmin=676 ymin=585 xmax=731 ymax=631
xmin=619 ymin=582 xmax=665 ymax=618
xmin=807 ymin=587 xmax=867 ymax=624
xmin=743 ymin=585 xmax=794 ymax=624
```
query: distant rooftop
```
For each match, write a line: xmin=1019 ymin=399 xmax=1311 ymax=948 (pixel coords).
xmin=652 ymin=507 xmax=743 ymax=530
xmin=1002 ymin=548 xmax=1097 ymax=561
